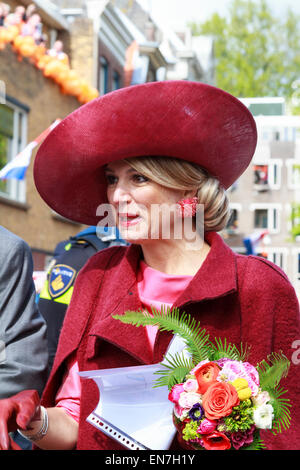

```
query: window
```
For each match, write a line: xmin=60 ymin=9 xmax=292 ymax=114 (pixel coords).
xmin=251 ymin=204 xmax=281 ymax=233
xmin=254 ymin=209 xmax=268 ymax=229
xmin=226 ymin=209 xmax=238 ymax=233
xmin=225 ymin=204 xmax=242 ymax=234
xmin=99 ymin=56 xmax=109 ymax=95
xmin=0 ymin=101 xmax=27 ymax=202
xmin=292 ymin=249 xmax=300 ymax=292
xmin=257 ymin=248 xmax=288 ymax=272
xmin=254 ymin=165 xmax=269 ymax=190
xmin=112 ymin=71 xmax=121 ymax=91
xmin=253 ymin=160 xmax=282 ymax=191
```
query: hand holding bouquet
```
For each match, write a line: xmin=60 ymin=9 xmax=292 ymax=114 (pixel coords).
xmin=113 ymin=307 xmax=291 ymax=450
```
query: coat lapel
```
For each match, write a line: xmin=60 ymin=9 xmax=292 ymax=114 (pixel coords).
xmin=88 ymin=233 xmax=238 ymax=366
xmin=88 ymin=244 xmax=154 ymax=365
xmin=153 ymin=232 xmax=238 ymax=363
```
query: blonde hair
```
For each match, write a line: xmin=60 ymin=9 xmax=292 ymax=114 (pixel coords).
xmin=125 ymin=156 xmax=231 ymax=232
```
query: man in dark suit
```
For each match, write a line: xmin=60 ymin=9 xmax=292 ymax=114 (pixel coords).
xmin=0 ymin=226 xmax=48 ymax=448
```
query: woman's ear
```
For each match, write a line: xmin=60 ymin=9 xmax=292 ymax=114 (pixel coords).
xmin=182 ymin=189 xmax=198 ymax=199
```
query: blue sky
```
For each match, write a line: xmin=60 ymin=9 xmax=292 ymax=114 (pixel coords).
xmin=137 ymin=0 xmax=300 ymax=29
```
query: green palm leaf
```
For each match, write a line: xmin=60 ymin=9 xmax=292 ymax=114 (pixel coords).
xmin=153 ymin=352 xmax=194 ymax=390
xmin=257 ymin=352 xmax=290 ymax=390
xmin=268 ymin=386 xmax=292 ymax=435
xmin=112 ymin=305 xmax=212 ymax=364
xmin=210 ymin=337 xmax=251 ymax=362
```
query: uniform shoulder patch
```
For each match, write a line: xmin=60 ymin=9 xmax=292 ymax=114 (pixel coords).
xmin=48 ymin=264 xmax=77 ymax=299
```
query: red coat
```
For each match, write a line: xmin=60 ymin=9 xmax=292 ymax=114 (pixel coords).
xmin=41 ymin=232 xmax=300 ymax=450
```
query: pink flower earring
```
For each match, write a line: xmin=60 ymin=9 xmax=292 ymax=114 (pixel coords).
xmin=176 ymin=197 xmax=198 ymax=217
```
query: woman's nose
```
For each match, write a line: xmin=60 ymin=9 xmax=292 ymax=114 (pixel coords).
xmin=111 ymin=184 xmax=131 ymax=204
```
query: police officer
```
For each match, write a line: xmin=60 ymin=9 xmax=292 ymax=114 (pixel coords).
xmin=38 ymin=226 xmax=126 ymax=376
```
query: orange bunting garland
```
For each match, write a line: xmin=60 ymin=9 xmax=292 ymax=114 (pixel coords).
xmin=1 ymin=31 xmax=99 ymax=104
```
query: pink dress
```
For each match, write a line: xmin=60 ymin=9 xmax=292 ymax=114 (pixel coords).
xmin=55 ymin=261 xmax=192 ymax=422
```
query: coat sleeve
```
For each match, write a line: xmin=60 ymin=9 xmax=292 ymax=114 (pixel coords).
xmin=238 ymin=255 xmax=300 ymax=450
xmin=0 ymin=233 xmax=48 ymax=398
xmin=41 ymin=245 xmax=126 ymax=408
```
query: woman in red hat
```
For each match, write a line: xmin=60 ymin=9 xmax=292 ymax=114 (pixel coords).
xmin=0 ymin=81 xmax=299 ymax=451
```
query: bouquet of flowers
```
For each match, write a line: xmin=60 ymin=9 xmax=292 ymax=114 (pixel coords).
xmin=113 ymin=306 xmax=291 ymax=450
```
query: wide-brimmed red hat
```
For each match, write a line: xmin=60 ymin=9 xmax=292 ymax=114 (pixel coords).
xmin=34 ymin=80 xmax=257 ymax=225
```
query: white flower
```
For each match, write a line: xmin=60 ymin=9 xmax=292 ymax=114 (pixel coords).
xmin=253 ymin=404 xmax=274 ymax=429
xmin=252 ymin=390 xmax=271 ymax=407
xmin=178 ymin=391 xmax=202 ymax=409
xmin=183 ymin=379 xmax=198 ymax=392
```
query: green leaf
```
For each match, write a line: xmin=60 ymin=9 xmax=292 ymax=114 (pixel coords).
xmin=210 ymin=337 xmax=251 ymax=362
xmin=153 ymin=352 xmax=194 ymax=390
xmin=257 ymin=352 xmax=290 ymax=390
xmin=268 ymin=386 xmax=292 ymax=434
xmin=112 ymin=305 xmax=212 ymax=364
xmin=190 ymin=0 xmax=300 ymax=99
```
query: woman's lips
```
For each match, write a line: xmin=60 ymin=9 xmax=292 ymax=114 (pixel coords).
xmin=118 ymin=213 xmax=141 ymax=227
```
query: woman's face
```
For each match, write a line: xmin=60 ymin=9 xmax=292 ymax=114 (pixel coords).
xmin=105 ymin=160 xmax=189 ymax=244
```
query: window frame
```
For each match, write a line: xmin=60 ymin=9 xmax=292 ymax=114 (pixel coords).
xmin=258 ymin=247 xmax=288 ymax=273
xmin=252 ymin=159 xmax=282 ymax=191
xmin=225 ymin=203 xmax=242 ymax=234
xmin=250 ymin=203 xmax=281 ymax=234
xmin=292 ymin=248 xmax=300 ymax=292
xmin=99 ymin=56 xmax=109 ymax=95
xmin=0 ymin=98 xmax=28 ymax=203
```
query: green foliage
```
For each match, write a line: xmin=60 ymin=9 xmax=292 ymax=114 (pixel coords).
xmin=182 ymin=420 xmax=199 ymax=441
xmin=113 ymin=306 xmax=250 ymax=389
xmin=113 ymin=308 xmax=291 ymax=437
xmin=153 ymin=352 xmax=193 ymax=390
xmin=210 ymin=337 xmax=250 ymax=362
xmin=189 ymin=0 xmax=300 ymax=101
xmin=224 ymin=400 xmax=254 ymax=432
xmin=112 ymin=305 xmax=211 ymax=364
xmin=256 ymin=352 xmax=291 ymax=435
xmin=268 ymin=387 xmax=292 ymax=435
xmin=257 ymin=352 xmax=290 ymax=390
xmin=289 ymin=201 xmax=300 ymax=241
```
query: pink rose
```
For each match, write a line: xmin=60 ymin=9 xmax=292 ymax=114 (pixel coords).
xmin=174 ymin=403 xmax=189 ymax=420
xmin=243 ymin=362 xmax=259 ymax=395
xmin=168 ymin=383 xmax=184 ymax=404
xmin=178 ymin=391 xmax=202 ymax=409
xmin=197 ymin=418 xmax=217 ymax=434
xmin=218 ymin=360 xmax=259 ymax=396
xmin=183 ymin=379 xmax=198 ymax=392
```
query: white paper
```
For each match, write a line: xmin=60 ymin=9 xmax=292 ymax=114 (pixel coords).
xmin=80 ymin=363 xmax=176 ymax=449
xmin=79 ymin=335 xmax=189 ymax=450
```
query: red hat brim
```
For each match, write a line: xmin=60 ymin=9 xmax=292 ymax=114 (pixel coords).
xmin=34 ymin=81 xmax=257 ymax=225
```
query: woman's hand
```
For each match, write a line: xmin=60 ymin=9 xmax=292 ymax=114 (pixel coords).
xmin=0 ymin=390 xmax=40 ymax=450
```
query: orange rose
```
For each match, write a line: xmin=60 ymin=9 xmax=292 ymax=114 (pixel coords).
xmin=194 ymin=362 xmax=221 ymax=394
xmin=202 ymin=381 xmax=239 ymax=420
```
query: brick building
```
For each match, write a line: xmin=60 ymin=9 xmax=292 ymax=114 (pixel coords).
xmin=0 ymin=0 xmax=85 ymax=270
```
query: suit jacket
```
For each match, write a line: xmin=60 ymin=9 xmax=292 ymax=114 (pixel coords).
xmin=0 ymin=226 xmax=48 ymax=397
xmin=41 ymin=232 xmax=300 ymax=450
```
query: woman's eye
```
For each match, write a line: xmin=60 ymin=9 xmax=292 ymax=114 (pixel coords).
xmin=105 ymin=174 xmax=117 ymax=185
xmin=132 ymin=173 xmax=148 ymax=183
